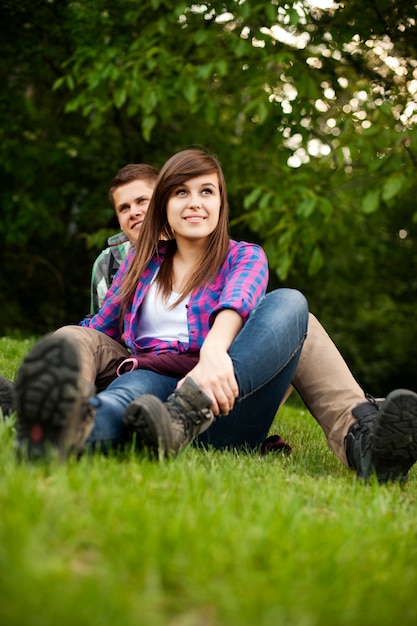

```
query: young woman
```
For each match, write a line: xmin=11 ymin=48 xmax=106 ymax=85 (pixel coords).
xmin=14 ymin=148 xmax=308 ymax=459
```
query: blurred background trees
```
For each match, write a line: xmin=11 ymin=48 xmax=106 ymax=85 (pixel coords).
xmin=1 ymin=0 xmax=416 ymax=394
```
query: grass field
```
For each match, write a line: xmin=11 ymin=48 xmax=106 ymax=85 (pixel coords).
xmin=1 ymin=336 xmax=417 ymax=626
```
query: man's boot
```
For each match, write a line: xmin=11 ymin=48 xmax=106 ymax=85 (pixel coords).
xmin=344 ymin=388 xmax=417 ymax=483
xmin=123 ymin=377 xmax=214 ymax=458
xmin=14 ymin=334 xmax=95 ymax=461
xmin=0 ymin=374 xmax=14 ymax=419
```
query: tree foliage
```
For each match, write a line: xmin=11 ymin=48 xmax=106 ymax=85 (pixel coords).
xmin=1 ymin=0 xmax=417 ymax=391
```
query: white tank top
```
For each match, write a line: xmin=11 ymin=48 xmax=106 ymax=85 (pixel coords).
xmin=136 ymin=278 xmax=190 ymax=343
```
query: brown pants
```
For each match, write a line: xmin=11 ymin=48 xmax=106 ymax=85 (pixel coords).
xmin=54 ymin=326 xmax=129 ymax=392
xmin=55 ymin=313 xmax=364 ymax=467
xmin=284 ymin=313 xmax=363 ymax=466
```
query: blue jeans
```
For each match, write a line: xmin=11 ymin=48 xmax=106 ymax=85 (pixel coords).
xmin=86 ymin=288 xmax=308 ymax=451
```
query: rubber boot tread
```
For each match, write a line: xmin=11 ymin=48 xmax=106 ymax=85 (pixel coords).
xmin=14 ymin=334 xmax=82 ymax=459
xmin=371 ymin=389 xmax=417 ymax=481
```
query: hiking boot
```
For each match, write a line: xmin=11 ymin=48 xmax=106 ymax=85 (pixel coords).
xmin=14 ymin=333 xmax=95 ymax=461
xmin=0 ymin=374 xmax=14 ymax=419
xmin=345 ymin=388 xmax=417 ymax=483
xmin=123 ymin=377 xmax=214 ymax=458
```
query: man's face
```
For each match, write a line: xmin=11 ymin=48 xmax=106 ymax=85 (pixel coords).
xmin=112 ymin=179 xmax=155 ymax=244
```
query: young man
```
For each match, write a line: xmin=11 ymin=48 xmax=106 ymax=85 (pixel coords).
xmin=90 ymin=164 xmax=159 ymax=314
xmin=0 ymin=164 xmax=159 ymax=414
xmin=4 ymin=162 xmax=417 ymax=483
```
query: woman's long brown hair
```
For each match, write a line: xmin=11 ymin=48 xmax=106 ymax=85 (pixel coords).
xmin=119 ymin=148 xmax=230 ymax=318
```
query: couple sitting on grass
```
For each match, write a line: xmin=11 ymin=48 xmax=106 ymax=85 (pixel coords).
xmin=2 ymin=147 xmax=417 ymax=484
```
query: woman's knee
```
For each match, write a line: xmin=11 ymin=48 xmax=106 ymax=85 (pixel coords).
xmin=266 ymin=288 xmax=308 ymax=320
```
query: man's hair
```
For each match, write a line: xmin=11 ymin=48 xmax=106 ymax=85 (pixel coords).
xmin=108 ymin=164 xmax=159 ymax=207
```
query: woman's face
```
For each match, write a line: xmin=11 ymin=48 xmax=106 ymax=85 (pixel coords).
xmin=166 ymin=173 xmax=221 ymax=244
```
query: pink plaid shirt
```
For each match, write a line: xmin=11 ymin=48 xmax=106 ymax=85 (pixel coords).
xmin=80 ymin=239 xmax=268 ymax=355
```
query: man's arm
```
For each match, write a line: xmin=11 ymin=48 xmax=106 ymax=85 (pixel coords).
xmin=90 ymin=248 xmax=112 ymax=315
xmin=90 ymin=237 xmax=132 ymax=314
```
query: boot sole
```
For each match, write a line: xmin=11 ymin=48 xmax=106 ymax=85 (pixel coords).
xmin=123 ymin=395 xmax=173 ymax=458
xmin=371 ymin=389 xmax=417 ymax=482
xmin=14 ymin=334 xmax=82 ymax=461
xmin=0 ymin=375 xmax=14 ymax=418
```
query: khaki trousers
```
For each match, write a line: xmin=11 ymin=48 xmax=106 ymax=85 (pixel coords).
xmin=54 ymin=326 xmax=129 ymax=393
xmin=288 ymin=313 xmax=364 ymax=466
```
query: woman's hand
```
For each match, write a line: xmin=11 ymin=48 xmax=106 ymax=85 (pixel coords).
xmin=178 ymin=347 xmax=238 ymax=415
xmin=177 ymin=308 xmax=243 ymax=415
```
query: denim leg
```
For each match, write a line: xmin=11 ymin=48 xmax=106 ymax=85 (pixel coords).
xmin=198 ymin=289 xmax=308 ymax=450
xmin=86 ymin=288 xmax=307 ymax=453
xmin=86 ymin=370 xmax=178 ymax=450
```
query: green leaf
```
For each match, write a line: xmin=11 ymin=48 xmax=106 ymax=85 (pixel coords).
xmin=288 ymin=8 xmax=300 ymax=26
xmin=240 ymin=2 xmax=251 ymax=20
xmin=235 ymin=39 xmax=249 ymax=59
xmin=275 ymin=252 xmax=292 ymax=281
xmin=205 ymin=101 xmax=217 ymax=125
xmin=142 ymin=89 xmax=158 ymax=115
xmin=244 ymin=187 xmax=263 ymax=209
xmin=318 ymin=197 xmax=333 ymax=221
xmin=142 ymin=114 xmax=157 ymax=142
xmin=308 ymin=246 xmax=324 ymax=276
xmin=257 ymin=101 xmax=269 ymax=124
xmin=196 ymin=64 xmax=213 ymax=80
xmin=382 ymin=173 xmax=406 ymax=202
xmin=259 ymin=191 xmax=273 ymax=209
xmin=113 ymin=88 xmax=127 ymax=109
xmin=195 ymin=29 xmax=208 ymax=45
xmin=52 ymin=76 xmax=65 ymax=91
xmin=184 ymin=80 xmax=198 ymax=105
xmin=216 ymin=60 xmax=228 ymax=77
xmin=362 ymin=189 xmax=380 ymax=214
xmin=296 ymin=196 xmax=317 ymax=218
xmin=266 ymin=3 xmax=277 ymax=24
xmin=278 ymin=230 xmax=293 ymax=247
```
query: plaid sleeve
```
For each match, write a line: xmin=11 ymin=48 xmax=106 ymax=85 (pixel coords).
xmin=209 ymin=241 xmax=268 ymax=324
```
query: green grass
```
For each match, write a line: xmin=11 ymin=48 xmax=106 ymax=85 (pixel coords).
xmin=1 ymin=338 xmax=417 ymax=626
